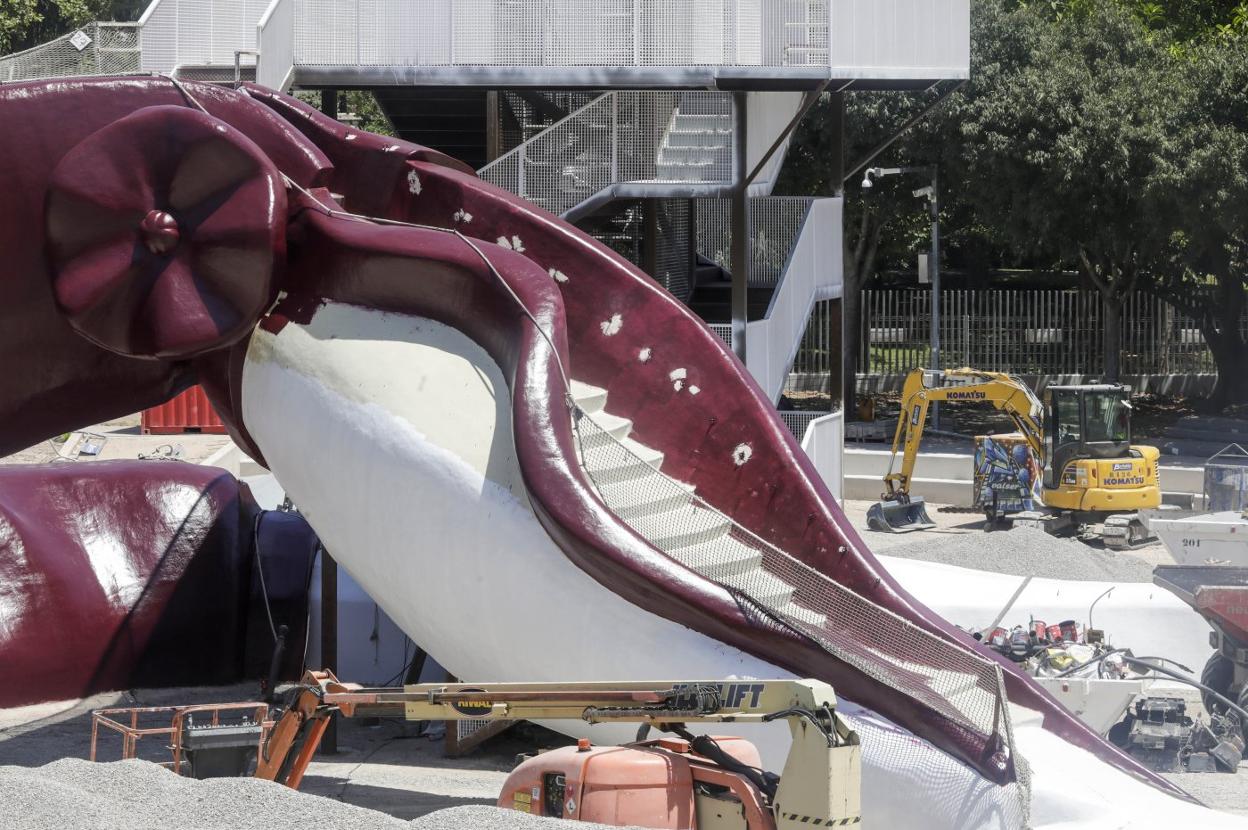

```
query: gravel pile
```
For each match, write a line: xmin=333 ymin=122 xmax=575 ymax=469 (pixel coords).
xmin=0 ymin=760 xmax=637 ymax=830
xmin=882 ymin=526 xmax=1156 ymax=582
xmin=413 ymin=805 xmax=642 ymax=830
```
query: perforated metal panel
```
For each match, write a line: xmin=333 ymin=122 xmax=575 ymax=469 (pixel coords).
xmin=479 ymin=91 xmax=734 ymax=217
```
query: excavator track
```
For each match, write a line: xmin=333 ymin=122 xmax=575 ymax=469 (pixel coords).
xmin=1099 ymin=513 xmax=1157 ymax=550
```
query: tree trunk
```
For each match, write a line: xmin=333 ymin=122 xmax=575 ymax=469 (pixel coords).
xmin=1204 ymin=277 xmax=1248 ymax=408
xmin=841 ymin=209 xmax=882 ymax=419
xmin=1102 ymin=295 xmax=1122 ymax=382
xmin=841 ymin=276 xmax=862 ymax=417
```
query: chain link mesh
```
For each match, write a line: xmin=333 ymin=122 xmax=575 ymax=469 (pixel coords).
xmin=570 ymin=407 xmax=1025 ymax=805
xmin=1 ymin=23 xmax=140 ymax=82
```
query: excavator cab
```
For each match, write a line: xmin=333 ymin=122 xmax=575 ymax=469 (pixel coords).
xmin=1040 ymin=384 xmax=1161 ymax=535
xmin=1042 ymin=385 xmax=1133 ymax=490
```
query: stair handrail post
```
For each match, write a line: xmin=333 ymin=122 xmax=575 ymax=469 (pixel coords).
xmin=518 ymin=141 xmax=527 ymax=198
xmin=448 ymin=0 xmax=455 ymax=64
xmin=610 ymin=92 xmax=619 ymax=182
xmin=632 ymin=0 xmax=640 ymax=66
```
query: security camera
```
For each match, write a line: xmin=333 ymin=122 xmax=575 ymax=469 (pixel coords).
xmin=861 ymin=174 xmax=873 ymax=189
xmin=913 ymin=185 xmax=934 ymax=200
xmin=861 ymin=168 xmax=878 ymax=189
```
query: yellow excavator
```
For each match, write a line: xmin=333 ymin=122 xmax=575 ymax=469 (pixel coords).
xmin=867 ymin=368 xmax=1162 ymax=548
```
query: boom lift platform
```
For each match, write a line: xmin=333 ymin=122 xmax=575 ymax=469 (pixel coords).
xmin=868 ymin=368 xmax=1162 ymax=547
xmin=246 ymin=671 xmax=860 ymax=830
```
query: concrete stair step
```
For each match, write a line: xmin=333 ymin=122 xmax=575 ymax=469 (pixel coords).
xmin=578 ymin=410 xmax=633 ymax=447
xmin=772 ymin=600 xmax=827 ymax=628
xmin=714 ymin=566 xmax=797 ymax=606
xmin=665 ymin=534 xmax=764 ymax=578
xmin=582 ymin=437 xmax=664 ymax=484
xmin=598 ymin=478 xmax=696 ymax=519
xmin=637 ymin=504 xmax=732 ymax=549
xmin=571 ymin=380 xmax=607 ymax=414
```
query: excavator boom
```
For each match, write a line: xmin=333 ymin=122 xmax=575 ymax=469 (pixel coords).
xmin=868 ymin=368 xmax=1044 ymax=533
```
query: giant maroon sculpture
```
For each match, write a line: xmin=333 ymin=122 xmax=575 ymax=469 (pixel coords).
xmin=0 ymin=77 xmax=1194 ymax=821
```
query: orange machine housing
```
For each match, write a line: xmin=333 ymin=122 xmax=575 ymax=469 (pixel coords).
xmin=498 ymin=737 xmax=765 ymax=829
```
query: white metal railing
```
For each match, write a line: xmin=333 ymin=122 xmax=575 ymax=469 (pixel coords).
xmin=0 ymin=22 xmax=139 ymax=82
xmin=798 ymin=409 xmax=843 ymax=502
xmin=479 ymin=91 xmax=734 ymax=218
xmin=257 ymin=0 xmax=295 ymax=90
xmin=705 ymin=198 xmax=841 ymax=402
xmin=291 ymin=0 xmax=826 ymax=68
xmin=139 ymin=0 xmax=270 ymax=73
xmin=697 ymin=196 xmax=811 ymax=288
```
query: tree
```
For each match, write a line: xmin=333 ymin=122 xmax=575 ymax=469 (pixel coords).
xmin=778 ymin=90 xmax=949 ymax=413
xmin=1151 ymin=37 xmax=1248 ymax=406
xmin=945 ymin=0 xmax=1185 ymax=381
xmin=1 ymin=1 xmax=145 ymax=55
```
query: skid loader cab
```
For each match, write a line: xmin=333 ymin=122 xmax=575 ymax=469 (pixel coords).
xmin=1041 ymin=384 xmax=1159 ymax=513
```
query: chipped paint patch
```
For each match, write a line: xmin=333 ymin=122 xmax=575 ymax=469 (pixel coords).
xmin=600 ymin=314 xmax=623 ymax=336
xmin=496 ymin=236 xmax=512 ymax=249
xmin=638 ymin=347 xmax=652 ymax=363
xmin=669 ymin=368 xmax=687 ymax=391
xmin=689 ymin=385 xmax=700 ymax=395
xmin=732 ymin=443 xmax=753 ymax=466
xmin=549 ymin=268 xmax=569 ymax=284
xmin=407 ymin=170 xmax=422 ymax=195
xmin=453 ymin=209 xmax=473 ymax=224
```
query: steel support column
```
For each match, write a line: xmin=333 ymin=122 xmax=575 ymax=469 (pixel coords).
xmin=319 ymin=85 xmax=340 ymax=757
xmin=730 ymin=91 xmax=749 ymax=362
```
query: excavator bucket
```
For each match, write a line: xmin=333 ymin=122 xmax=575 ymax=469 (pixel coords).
xmin=867 ymin=497 xmax=936 ymax=533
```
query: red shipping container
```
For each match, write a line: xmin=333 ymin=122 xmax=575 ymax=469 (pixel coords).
xmin=141 ymin=385 xmax=227 ymax=435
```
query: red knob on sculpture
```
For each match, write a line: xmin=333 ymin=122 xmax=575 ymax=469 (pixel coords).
xmin=139 ymin=209 xmax=181 ymax=255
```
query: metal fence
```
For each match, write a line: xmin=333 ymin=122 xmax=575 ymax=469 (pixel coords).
xmin=479 ymin=91 xmax=733 ymax=217
xmin=0 ymin=22 xmax=140 ymax=82
xmin=695 ymin=197 xmax=813 ymax=287
xmin=858 ymin=289 xmax=1244 ymax=378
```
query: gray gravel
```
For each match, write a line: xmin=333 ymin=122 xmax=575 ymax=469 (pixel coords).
xmin=882 ymin=525 xmax=1157 ymax=582
xmin=412 ymin=805 xmax=642 ymax=830
xmin=0 ymin=759 xmax=641 ymax=830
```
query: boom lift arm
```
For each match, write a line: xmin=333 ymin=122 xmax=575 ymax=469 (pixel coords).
xmin=257 ymin=671 xmax=861 ymax=830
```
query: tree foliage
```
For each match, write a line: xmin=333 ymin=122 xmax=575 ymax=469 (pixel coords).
xmin=1 ymin=1 xmax=144 ymax=55
xmin=781 ymin=0 xmax=1248 ymax=404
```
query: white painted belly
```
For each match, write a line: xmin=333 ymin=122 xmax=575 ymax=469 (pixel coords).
xmin=239 ymin=302 xmax=1237 ymax=829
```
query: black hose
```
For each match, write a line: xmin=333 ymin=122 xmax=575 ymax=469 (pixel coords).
xmin=1119 ymin=656 xmax=1248 ymax=723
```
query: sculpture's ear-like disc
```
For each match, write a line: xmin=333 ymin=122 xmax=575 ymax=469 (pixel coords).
xmin=45 ymin=105 xmax=286 ymax=359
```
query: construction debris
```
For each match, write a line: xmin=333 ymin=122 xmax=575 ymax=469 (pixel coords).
xmin=1109 ymin=698 xmax=1246 ymax=775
